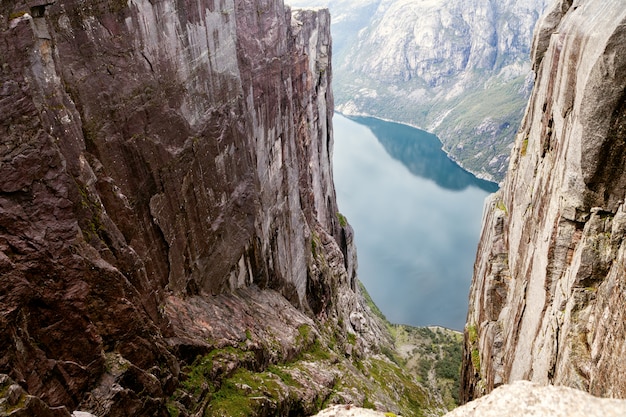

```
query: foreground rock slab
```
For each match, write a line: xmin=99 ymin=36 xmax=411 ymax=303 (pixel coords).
xmin=445 ymin=381 xmax=626 ymax=417
xmin=312 ymin=404 xmax=389 ymax=417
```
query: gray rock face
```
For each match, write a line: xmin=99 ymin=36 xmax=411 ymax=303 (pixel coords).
xmin=464 ymin=0 xmax=626 ymax=401
xmin=446 ymin=381 xmax=626 ymax=417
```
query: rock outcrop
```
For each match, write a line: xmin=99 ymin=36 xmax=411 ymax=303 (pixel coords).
xmin=314 ymin=381 xmax=626 ymax=417
xmin=312 ymin=404 xmax=388 ymax=417
xmin=0 ymin=373 xmax=72 ymax=417
xmin=0 ymin=0 xmax=410 ymax=415
xmin=463 ymin=0 xmax=626 ymax=401
xmin=447 ymin=381 xmax=626 ymax=417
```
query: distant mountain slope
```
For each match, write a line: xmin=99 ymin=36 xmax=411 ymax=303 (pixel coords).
xmin=288 ymin=0 xmax=548 ymax=181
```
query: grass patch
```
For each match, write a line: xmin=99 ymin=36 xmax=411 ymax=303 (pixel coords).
xmin=467 ymin=324 xmax=478 ymax=345
xmin=381 ymin=345 xmax=404 ymax=367
xmin=171 ymin=306 xmax=444 ymax=416
xmin=311 ymin=232 xmax=321 ymax=258
xmin=181 ymin=346 xmax=254 ymax=396
xmin=337 ymin=212 xmax=348 ymax=227
xmin=166 ymin=400 xmax=181 ymax=417
xmin=471 ymin=348 xmax=481 ymax=373
xmin=495 ymin=199 xmax=508 ymax=214
xmin=367 ymin=357 xmax=431 ymax=415
xmin=467 ymin=323 xmax=481 ymax=374
xmin=9 ymin=10 xmax=28 ymax=19
xmin=520 ymin=137 xmax=529 ymax=156
xmin=358 ymin=281 xmax=388 ymax=323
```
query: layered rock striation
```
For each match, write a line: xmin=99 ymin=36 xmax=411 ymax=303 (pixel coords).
xmin=0 ymin=0 xmax=395 ymax=415
xmin=463 ymin=0 xmax=626 ymax=401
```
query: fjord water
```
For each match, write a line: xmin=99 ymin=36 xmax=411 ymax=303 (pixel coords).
xmin=333 ymin=114 xmax=497 ymax=330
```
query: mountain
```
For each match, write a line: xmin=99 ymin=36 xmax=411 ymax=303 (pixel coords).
xmin=0 ymin=0 xmax=447 ymax=416
xmin=463 ymin=0 xmax=626 ymax=401
xmin=288 ymin=0 xmax=548 ymax=182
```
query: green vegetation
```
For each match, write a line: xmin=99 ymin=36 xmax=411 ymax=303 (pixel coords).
xmin=467 ymin=323 xmax=481 ymax=374
xmin=166 ymin=401 xmax=180 ymax=417
xmin=358 ymin=281 xmax=387 ymax=323
xmin=108 ymin=0 xmax=128 ymax=14
xmin=354 ymin=282 xmax=464 ymax=410
xmin=75 ymin=182 xmax=106 ymax=243
xmin=170 ymin=345 xmax=299 ymax=417
xmin=337 ymin=212 xmax=348 ymax=227
xmin=467 ymin=325 xmax=478 ymax=345
xmin=311 ymin=232 xmax=321 ymax=258
xmin=208 ymin=369 xmax=272 ymax=416
xmin=166 ymin=278 xmax=463 ymax=416
xmin=521 ymin=137 xmax=529 ymax=156
xmin=8 ymin=10 xmax=28 ymax=20
xmin=181 ymin=346 xmax=255 ymax=396
xmin=168 ymin=314 xmax=446 ymax=417
xmin=471 ymin=348 xmax=481 ymax=373
xmin=0 ymin=376 xmax=27 ymax=413
xmin=393 ymin=325 xmax=464 ymax=409
xmin=495 ymin=199 xmax=508 ymax=215
xmin=381 ymin=345 xmax=404 ymax=367
xmin=297 ymin=323 xmax=311 ymax=341
xmin=363 ymin=395 xmax=376 ymax=410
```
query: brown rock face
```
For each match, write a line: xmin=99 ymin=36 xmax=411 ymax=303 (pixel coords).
xmin=0 ymin=1 xmax=382 ymax=415
xmin=0 ymin=373 xmax=72 ymax=417
xmin=463 ymin=0 xmax=626 ymax=402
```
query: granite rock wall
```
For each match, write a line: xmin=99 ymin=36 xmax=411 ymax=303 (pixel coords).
xmin=463 ymin=0 xmax=626 ymax=401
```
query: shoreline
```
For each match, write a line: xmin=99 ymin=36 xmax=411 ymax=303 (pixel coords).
xmin=334 ymin=110 xmax=500 ymax=187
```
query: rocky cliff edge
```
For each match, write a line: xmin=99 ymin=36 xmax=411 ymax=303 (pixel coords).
xmin=0 ymin=1 xmax=422 ymax=416
xmin=463 ymin=0 xmax=626 ymax=401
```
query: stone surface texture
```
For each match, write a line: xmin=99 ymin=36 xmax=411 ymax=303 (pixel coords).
xmin=447 ymin=381 xmax=626 ymax=417
xmin=316 ymin=380 xmax=626 ymax=417
xmin=312 ymin=404 xmax=389 ymax=417
xmin=0 ymin=0 xmax=392 ymax=415
xmin=0 ymin=373 xmax=71 ymax=417
xmin=463 ymin=0 xmax=626 ymax=402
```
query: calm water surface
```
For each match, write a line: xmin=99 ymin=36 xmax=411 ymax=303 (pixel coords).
xmin=332 ymin=114 xmax=497 ymax=330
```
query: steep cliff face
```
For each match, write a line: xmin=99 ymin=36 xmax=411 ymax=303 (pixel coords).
xmin=463 ymin=0 xmax=626 ymax=401
xmin=0 ymin=0 xmax=398 ymax=415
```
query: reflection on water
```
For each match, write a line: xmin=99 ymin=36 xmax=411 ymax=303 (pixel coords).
xmin=354 ymin=116 xmax=499 ymax=193
xmin=332 ymin=113 xmax=497 ymax=330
